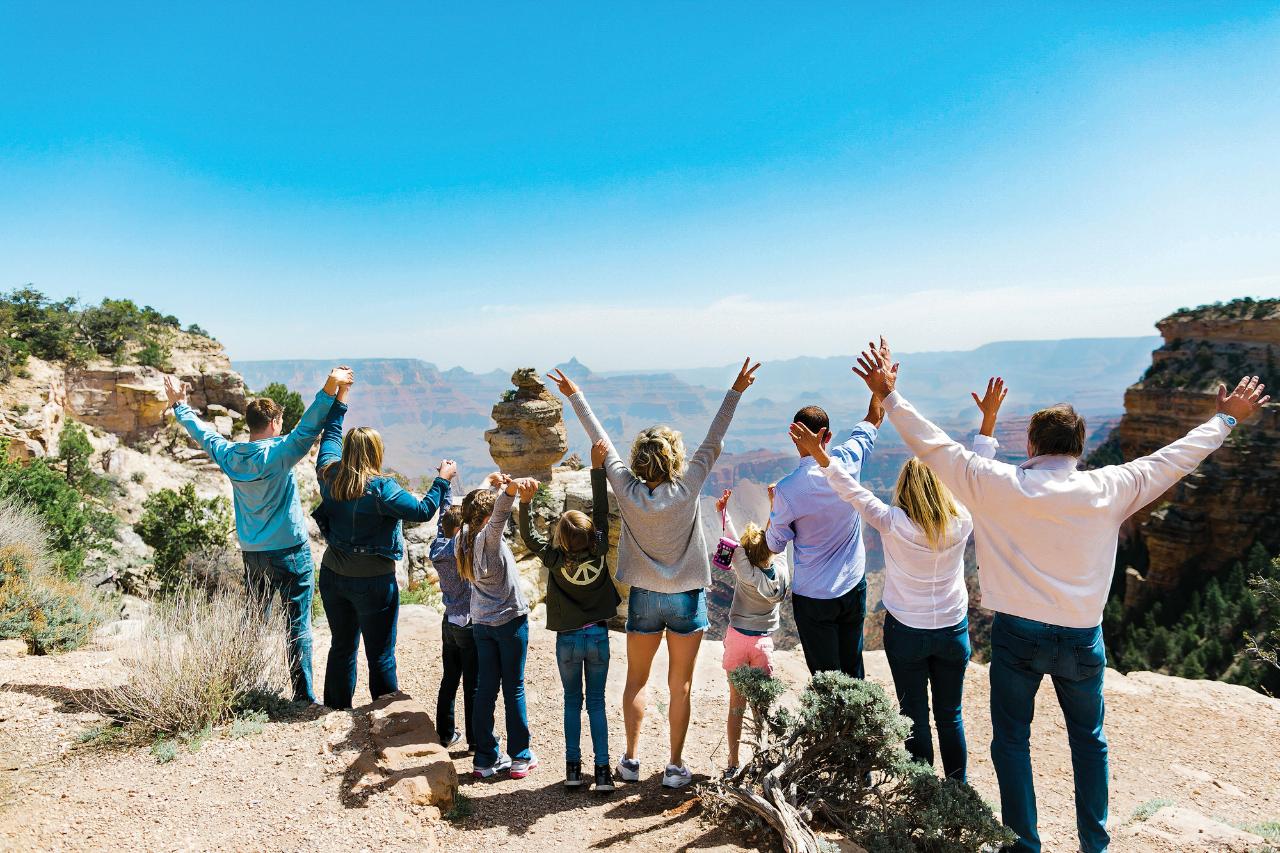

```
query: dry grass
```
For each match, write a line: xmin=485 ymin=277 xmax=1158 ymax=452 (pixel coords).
xmin=89 ymin=585 xmax=288 ymax=736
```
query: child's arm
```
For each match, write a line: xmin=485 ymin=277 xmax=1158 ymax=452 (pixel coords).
xmin=517 ymin=479 xmax=559 ymax=567
xmin=588 ymin=441 xmax=611 ymax=557
xmin=714 ymin=489 xmax=740 ymax=540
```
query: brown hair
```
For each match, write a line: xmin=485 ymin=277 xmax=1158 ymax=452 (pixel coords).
xmin=457 ymin=488 xmax=497 ymax=583
xmin=793 ymin=405 xmax=829 ymax=435
xmin=321 ymin=427 xmax=385 ymax=502
xmin=553 ymin=509 xmax=593 ymax=554
xmin=440 ymin=505 xmax=462 ymax=538
xmin=1028 ymin=404 xmax=1086 ymax=457
xmin=893 ymin=458 xmax=961 ymax=550
xmin=738 ymin=522 xmax=773 ymax=569
xmin=246 ymin=397 xmax=283 ymax=432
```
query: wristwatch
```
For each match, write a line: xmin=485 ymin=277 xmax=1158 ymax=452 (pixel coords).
xmin=1215 ymin=413 xmax=1238 ymax=428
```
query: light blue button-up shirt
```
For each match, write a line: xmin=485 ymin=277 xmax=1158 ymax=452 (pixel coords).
xmin=765 ymin=422 xmax=877 ymax=599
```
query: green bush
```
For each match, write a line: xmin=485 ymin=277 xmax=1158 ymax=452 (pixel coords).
xmin=0 ymin=440 xmax=117 ymax=578
xmin=701 ymin=670 xmax=1013 ymax=852
xmin=0 ymin=497 xmax=106 ymax=654
xmin=257 ymin=383 xmax=304 ymax=433
xmin=134 ymin=484 xmax=233 ymax=594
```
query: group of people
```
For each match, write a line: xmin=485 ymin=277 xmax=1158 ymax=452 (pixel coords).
xmin=163 ymin=342 xmax=1270 ymax=853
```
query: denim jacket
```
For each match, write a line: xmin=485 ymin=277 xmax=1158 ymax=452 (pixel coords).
xmin=314 ymin=400 xmax=448 ymax=560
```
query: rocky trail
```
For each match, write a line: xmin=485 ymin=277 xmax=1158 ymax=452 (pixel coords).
xmin=2 ymin=605 xmax=1279 ymax=852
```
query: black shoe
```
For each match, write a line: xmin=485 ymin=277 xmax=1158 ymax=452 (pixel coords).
xmin=565 ymin=760 xmax=584 ymax=788
xmin=593 ymin=764 xmax=616 ymax=793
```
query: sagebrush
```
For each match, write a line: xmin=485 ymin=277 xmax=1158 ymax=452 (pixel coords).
xmin=701 ymin=668 xmax=1013 ymax=853
xmin=88 ymin=586 xmax=288 ymax=736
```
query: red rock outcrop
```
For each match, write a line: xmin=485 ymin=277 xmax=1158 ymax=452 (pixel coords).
xmin=1111 ymin=299 xmax=1280 ymax=608
xmin=484 ymin=368 xmax=567 ymax=481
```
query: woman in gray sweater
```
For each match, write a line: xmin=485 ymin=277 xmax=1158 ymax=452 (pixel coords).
xmin=547 ymin=358 xmax=760 ymax=790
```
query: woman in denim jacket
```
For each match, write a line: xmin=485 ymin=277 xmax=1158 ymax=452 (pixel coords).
xmin=314 ymin=382 xmax=455 ymax=709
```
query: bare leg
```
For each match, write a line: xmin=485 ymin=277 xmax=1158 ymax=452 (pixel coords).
xmin=727 ymin=683 xmax=745 ymax=768
xmin=623 ymin=631 xmax=663 ymax=761
xmin=665 ymin=629 xmax=704 ymax=767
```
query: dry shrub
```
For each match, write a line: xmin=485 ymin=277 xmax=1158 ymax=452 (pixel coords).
xmin=0 ymin=497 xmax=107 ymax=654
xmin=91 ymin=585 xmax=288 ymax=736
xmin=182 ymin=545 xmax=244 ymax=596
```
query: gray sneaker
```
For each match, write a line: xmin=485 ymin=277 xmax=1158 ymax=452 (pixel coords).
xmin=473 ymin=752 xmax=512 ymax=779
xmin=616 ymin=756 xmax=641 ymax=782
xmin=661 ymin=764 xmax=692 ymax=789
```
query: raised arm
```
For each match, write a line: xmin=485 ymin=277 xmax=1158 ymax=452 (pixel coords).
xmin=315 ymin=399 xmax=347 ymax=473
xmin=588 ymin=442 xmax=611 ymax=557
xmin=434 ymin=479 xmax=454 ymax=540
xmin=549 ymin=368 xmax=637 ymax=496
xmin=1112 ymin=375 xmax=1268 ymax=517
xmin=378 ymin=467 xmax=452 ymax=522
xmin=516 ymin=477 xmax=558 ymax=565
xmin=684 ymin=358 xmax=758 ymax=490
xmin=166 ymin=375 xmax=236 ymax=471
xmin=970 ymin=376 xmax=1007 ymax=459
xmin=276 ymin=366 xmax=351 ymax=467
xmin=790 ymin=422 xmax=893 ymax=533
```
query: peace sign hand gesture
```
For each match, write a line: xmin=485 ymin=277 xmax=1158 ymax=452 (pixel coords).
xmin=546 ymin=368 xmax=579 ymax=397
xmin=732 ymin=358 xmax=762 ymax=393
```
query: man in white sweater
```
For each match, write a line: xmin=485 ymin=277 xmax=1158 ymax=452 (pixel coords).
xmin=851 ymin=342 xmax=1269 ymax=853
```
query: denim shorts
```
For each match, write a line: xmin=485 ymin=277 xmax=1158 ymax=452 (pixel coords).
xmin=625 ymin=587 xmax=709 ymax=635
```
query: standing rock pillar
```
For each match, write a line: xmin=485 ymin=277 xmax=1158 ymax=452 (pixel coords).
xmin=484 ymin=368 xmax=567 ymax=481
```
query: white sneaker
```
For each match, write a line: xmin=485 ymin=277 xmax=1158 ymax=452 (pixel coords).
xmin=661 ymin=764 xmax=692 ymax=788
xmin=616 ymin=756 xmax=641 ymax=782
xmin=473 ymin=751 xmax=512 ymax=778
xmin=510 ymin=752 xmax=539 ymax=779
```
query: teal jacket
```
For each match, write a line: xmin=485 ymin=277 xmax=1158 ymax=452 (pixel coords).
xmin=173 ymin=390 xmax=336 ymax=552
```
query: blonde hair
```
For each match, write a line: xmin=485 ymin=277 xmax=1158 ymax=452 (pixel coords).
xmin=553 ymin=509 xmax=593 ymax=554
xmin=893 ymin=458 xmax=961 ymax=551
xmin=322 ymin=427 xmax=386 ymax=502
xmin=630 ymin=426 xmax=685 ymax=485
xmin=738 ymin=522 xmax=772 ymax=569
xmin=457 ymin=488 xmax=496 ymax=583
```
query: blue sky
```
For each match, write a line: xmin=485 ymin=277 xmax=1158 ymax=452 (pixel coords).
xmin=2 ymin=3 xmax=1278 ymax=371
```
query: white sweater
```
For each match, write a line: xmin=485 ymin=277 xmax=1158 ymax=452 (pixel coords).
xmin=883 ymin=390 xmax=1231 ymax=629
xmin=819 ymin=434 xmax=997 ymax=630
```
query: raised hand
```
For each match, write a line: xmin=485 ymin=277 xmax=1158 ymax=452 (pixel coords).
xmin=1217 ymin=375 xmax=1270 ymax=422
xmin=731 ymin=358 xmax=762 ymax=393
xmin=546 ymin=368 xmax=579 ymax=397
xmin=972 ymin=377 xmax=1008 ymax=437
xmin=789 ymin=421 xmax=832 ymax=465
xmin=162 ymin=374 xmax=189 ymax=408
xmin=437 ymin=459 xmax=458 ymax=481
xmin=715 ymin=488 xmax=732 ymax=515
xmin=767 ymin=482 xmax=777 ymax=507
xmin=484 ymin=470 xmax=508 ymax=489
xmin=515 ymin=477 xmax=541 ymax=502
xmin=590 ymin=439 xmax=608 ymax=469
xmin=852 ymin=341 xmax=899 ymax=398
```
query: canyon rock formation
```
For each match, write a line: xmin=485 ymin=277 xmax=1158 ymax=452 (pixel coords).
xmin=484 ymin=368 xmax=566 ymax=481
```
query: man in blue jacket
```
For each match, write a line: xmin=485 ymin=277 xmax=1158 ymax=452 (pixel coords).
xmin=163 ymin=366 xmax=353 ymax=703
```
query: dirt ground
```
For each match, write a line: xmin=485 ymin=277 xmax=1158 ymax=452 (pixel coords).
xmin=2 ymin=604 xmax=1278 ymax=852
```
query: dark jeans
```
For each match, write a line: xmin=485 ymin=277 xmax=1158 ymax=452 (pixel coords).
xmin=437 ymin=618 xmax=478 ymax=749
xmin=242 ymin=544 xmax=315 ymax=703
xmin=317 ymin=568 xmax=399 ymax=709
xmin=473 ymin=614 xmax=532 ymax=769
xmin=791 ymin=578 xmax=867 ymax=677
xmin=882 ymin=613 xmax=970 ymax=781
xmin=556 ymin=623 xmax=610 ymax=766
xmin=989 ymin=613 xmax=1109 ymax=853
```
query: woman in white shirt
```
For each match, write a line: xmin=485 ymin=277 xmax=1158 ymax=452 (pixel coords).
xmin=788 ymin=378 xmax=1006 ymax=783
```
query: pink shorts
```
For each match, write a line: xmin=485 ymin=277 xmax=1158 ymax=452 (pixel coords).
xmin=722 ymin=626 xmax=775 ymax=675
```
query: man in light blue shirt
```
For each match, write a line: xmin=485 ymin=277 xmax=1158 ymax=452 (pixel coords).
xmin=164 ymin=366 xmax=351 ymax=703
xmin=766 ymin=397 xmax=882 ymax=677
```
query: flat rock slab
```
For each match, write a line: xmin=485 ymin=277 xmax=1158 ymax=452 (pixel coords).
xmin=349 ymin=691 xmax=458 ymax=813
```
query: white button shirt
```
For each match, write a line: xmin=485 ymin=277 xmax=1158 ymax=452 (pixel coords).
xmin=819 ymin=434 xmax=997 ymax=629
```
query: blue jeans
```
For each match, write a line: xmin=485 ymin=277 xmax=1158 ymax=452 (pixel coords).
xmin=473 ymin=614 xmax=532 ymax=768
xmin=882 ymin=613 xmax=970 ymax=781
xmin=317 ymin=568 xmax=399 ymax=709
xmin=242 ymin=544 xmax=315 ymax=703
xmin=625 ymin=587 xmax=709 ymax=635
xmin=990 ymin=613 xmax=1109 ymax=853
xmin=556 ymin=624 xmax=610 ymax=766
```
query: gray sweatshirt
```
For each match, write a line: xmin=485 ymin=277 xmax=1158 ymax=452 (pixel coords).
xmin=723 ymin=513 xmax=790 ymax=633
xmin=569 ymin=389 xmax=741 ymax=594
xmin=461 ymin=490 xmax=528 ymax=627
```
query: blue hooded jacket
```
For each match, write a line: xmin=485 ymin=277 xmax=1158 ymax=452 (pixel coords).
xmin=172 ymin=389 xmax=336 ymax=552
